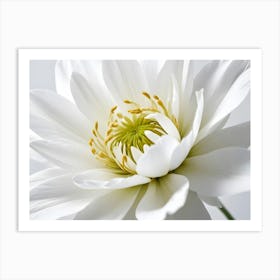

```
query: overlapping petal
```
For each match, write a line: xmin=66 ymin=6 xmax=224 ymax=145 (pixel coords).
xmin=135 ymin=174 xmax=189 ymax=220
xmin=73 ymin=168 xmax=150 ymax=190
xmin=176 ymin=147 xmax=250 ymax=196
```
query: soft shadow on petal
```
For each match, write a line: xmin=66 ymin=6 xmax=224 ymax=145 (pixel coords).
xmin=73 ymin=168 xmax=150 ymax=190
xmin=55 ymin=60 xmax=110 ymax=103
xmin=196 ymin=68 xmax=250 ymax=143
xmin=30 ymin=114 xmax=86 ymax=144
xmin=30 ymin=174 xmax=103 ymax=220
xmin=70 ymin=72 xmax=113 ymax=123
xmin=176 ymin=147 xmax=250 ymax=197
xmin=74 ymin=187 xmax=140 ymax=220
xmin=136 ymin=135 xmax=179 ymax=178
xmin=102 ymin=60 xmax=148 ymax=104
xmin=30 ymin=89 xmax=91 ymax=141
xmin=31 ymin=140 xmax=103 ymax=171
xmin=169 ymin=89 xmax=204 ymax=171
xmin=190 ymin=121 xmax=250 ymax=157
xmin=135 ymin=174 xmax=189 ymax=220
xmin=30 ymin=167 xmax=67 ymax=190
xmin=167 ymin=191 xmax=211 ymax=220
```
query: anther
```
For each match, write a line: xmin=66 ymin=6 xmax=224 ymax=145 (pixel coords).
xmin=142 ymin=92 xmax=151 ymax=99
xmin=111 ymin=106 xmax=118 ymax=113
xmin=128 ymin=109 xmax=142 ymax=114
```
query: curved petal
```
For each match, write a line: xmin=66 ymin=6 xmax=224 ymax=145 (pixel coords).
xmin=167 ymin=191 xmax=211 ymax=220
xmin=74 ymin=187 xmax=140 ymax=220
xmin=135 ymin=174 xmax=189 ymax=220
xmin=169 ymin=89 xmax=204 ymax=170
xmin=55 ymin=60 xmax=111 ymax=103
xmin=70 ymin=72 xmax=113 ymax=122
xmin=156 ymin=60 xmax=184 ymax=101
xmin=136 ymin=135 xmax=179 ymax=178
xmin=193 ymin=60 xmax=249 ymax=104
xmin=73 ymin=168 xmax=150 ymax=190
xmin=30 ymin=89 xmax=91 ymax=141
xmin=146 ymin=113 xmax=180 ymax=140
xmin=140 ymin=60 xmax=165 ymax=92
xmin=176 ymin=147 xmax=250 ymax=196
xmin=196 ymin=68 xmax=250 ymax=143
xmin=30 ymin=174 xmax=103 ymax=219
xmin=31 ymin=140 xmax=103 ymax=171
xmin=102 ymin=60 xmax=147 ymax=103
xmin=30 ymin=114 xmax=85 ymax=143
xmin=30 ymin=167 xmax=67 ymax=190
xmin=190 ymin=122 xmax=250 ymax=157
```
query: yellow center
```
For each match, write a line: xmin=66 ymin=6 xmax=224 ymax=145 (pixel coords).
xmin=89 ymin=92 xmax=179 ymax=174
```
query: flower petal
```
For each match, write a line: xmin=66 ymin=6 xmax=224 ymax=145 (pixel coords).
xmin=30 ymin=174 xmax=102 ymax=219
xmin=74 ymin=187 xmax=140 ymax=220
xmin=55 ymin=60 xmax=110 ymax=102
xmin=169 ymin=89 xmax=204 ymax=170
xmin=190 ymin=122 xmax=250 ymax=157
xmin=73 ymin=168 xmax=150 ymax=190
xmin=30 ymin=114 xmax=84 ymax=143
xmin=136 ymin=135 xmax=179 ymax=178
xmin=167 ymin=191 xmax=211 ymax=220
xmin=196 ymin=68 xmax=250 ymax=143
xmin=176 ymin=147 xmax=250 ymax=196
xmin=102 ymin=60 xmax=147 ymax=103
xmin=146 ymin=113 xmax=180 ymax=140
xmin=30 ymin=89 xmax=91 ymax=141
xmin=70 ymin=72 xmax=113 ymax=122
xmin=30 ymin=167 xmax=67 ymax=190
xmin=31 ymin=140 xmax=103 ymax=171
xmin=135 ymin=174 xmax=189 ymax=220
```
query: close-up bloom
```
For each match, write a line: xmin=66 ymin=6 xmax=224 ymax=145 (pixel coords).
xmin=30 ymin=60 xmax=250 ymax=220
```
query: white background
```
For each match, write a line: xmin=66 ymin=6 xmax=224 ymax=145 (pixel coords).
xmin=0 ymin=0 xmax=279 ymax=279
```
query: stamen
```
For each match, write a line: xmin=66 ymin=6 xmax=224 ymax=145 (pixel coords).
xmin=142 ymin=91 xmax=151 ymax=99
xmin=128 ymin=109 xmax=143 ymax=114
xmin=111 ymin=105 xmax=118 ymax=113
xmin=89 ymin=91 xmax=180 ymax=175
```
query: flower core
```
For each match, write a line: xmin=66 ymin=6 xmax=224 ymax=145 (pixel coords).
xmin=89 ymin=92 xmax=179 ymax=175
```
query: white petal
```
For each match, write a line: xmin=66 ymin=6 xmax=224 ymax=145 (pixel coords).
xmin=135 ymin=174 xmax=189 ymax=220
xmin=31 ymin=140 xmax=103 ymax=171
xmin=146 ymin=113 xmax=180 ymax=140
xmin=170 ymin=75 xmax=180 ymax=118
xmin=193 ymin=60 xmax=249 ymax=103
xmin=70 ymin=72 xmax=113 ymax=122
xmin=136 ymin=135 xmax=179 ymax=178
xmin=74 ymin=187 xmax=140 ymax=220
xmin=102 ymin=60 xmax=147 ymax=103
xmin=167 ymin=191 xmax=211 ymax=220
xmin=55 ymin=60 xmax=110 ymax=103
xmin=73 ymin=168 xmax=150 ymax=190
xmin=30 ymin=89 xmax=91 ymax=141
xmin=30 ymin=167 xmax=67 ymax=190
xmin=30 ymin=174 xmax=102 ymax=219
xmin=31 ymin=200 xmax=93 ymax=220
xmin=176 ymin=148 xmax=250 ymax=196
xmin=198 ymin=195 xmax=222 ymax=207
xmin=30 ymin=114 xmax=84 ymax=143
xmin=190 ymin=122 xmax=250 ymax=156
xmin=156 ymin=61 xmax=183 ymax=101
xmin=196 ymin=68 xmax=250 ymax=143
xmin=141 ymin=60 xmax=165 ymax=92
xmin=55 ymin=60 xmax=74 ymax=102
xmin=169 ymin=89 xmax=204 ymax=170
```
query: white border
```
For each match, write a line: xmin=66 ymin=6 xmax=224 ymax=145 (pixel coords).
xmin=18 ymin=49 xmax=262 ymax=232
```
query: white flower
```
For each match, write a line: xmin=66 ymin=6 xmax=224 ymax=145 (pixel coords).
xmin=30 ymin=60 xmax=250 ymax=220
